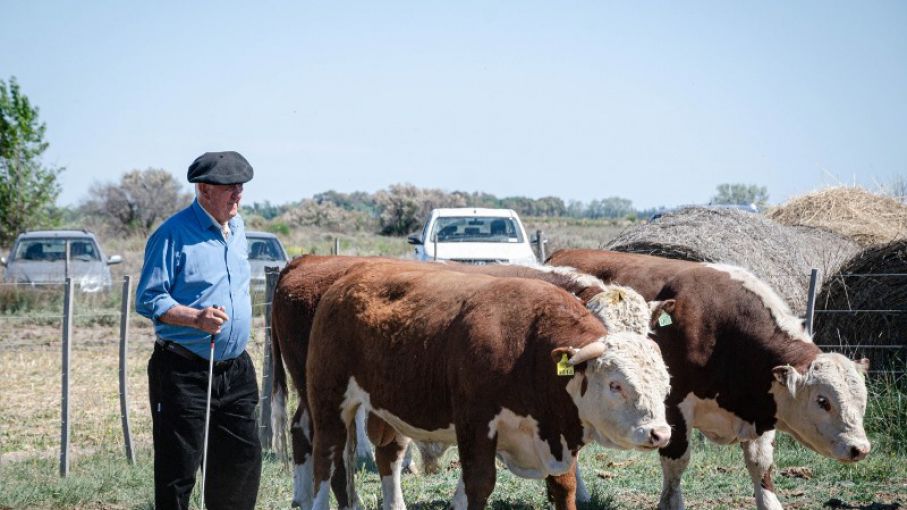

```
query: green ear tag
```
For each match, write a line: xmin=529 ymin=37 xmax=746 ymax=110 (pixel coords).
xmin=658 ymin=311 xmax=673 ymax=327
xmin=557 ymin=353 xmax=574 ymax=376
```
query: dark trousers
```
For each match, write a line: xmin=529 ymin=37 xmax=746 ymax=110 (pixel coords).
xmin=148 ymin=344 xmax=262 ymax=510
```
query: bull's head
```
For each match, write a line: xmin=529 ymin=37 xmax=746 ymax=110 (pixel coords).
xmin=771 ymin=353 xmax=871 ymax=462
xmin=585 ymin=285 xmax=652 ymax=336
xmin=553 ymin=332 xmax=672 ymax=451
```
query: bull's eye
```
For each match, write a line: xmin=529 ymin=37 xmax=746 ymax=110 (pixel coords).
xmin=817 ymin=396 xmax=831 ymax=412
xmin=609 ymin=381 xmax=622 ymax=393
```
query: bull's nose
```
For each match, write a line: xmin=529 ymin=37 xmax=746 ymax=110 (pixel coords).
xmin=849 ymin=443 xmax=870 ymax=461
xmin=649 ymin=426 xmax=671 ymax=448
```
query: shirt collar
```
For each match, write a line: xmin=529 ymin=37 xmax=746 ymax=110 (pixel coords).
xmin=192 ymin=199 xmax=232 ymax=239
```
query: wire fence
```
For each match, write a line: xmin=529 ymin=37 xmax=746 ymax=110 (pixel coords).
xmin=1 ymin=264 xmax=904 ymax=476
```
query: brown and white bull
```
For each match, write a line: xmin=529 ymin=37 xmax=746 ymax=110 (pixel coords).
xmin=547 ymin=249 xmax=871 ymax=510
xmin=305 ymin=260 xmax=671 ymax=510
xmin=271 ymin=255 xmax=662 ymax=509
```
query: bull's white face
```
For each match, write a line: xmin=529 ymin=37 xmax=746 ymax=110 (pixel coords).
xmin=771 ymin=353 xmax=871 ymax=462
xmin=563 ymin=332 xmax=672 ymax=451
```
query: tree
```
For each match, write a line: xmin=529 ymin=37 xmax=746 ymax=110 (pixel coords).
xmin=587 ymin=197 xmax=634 ymax=219
xmin=711 ymin=183 xmax=769 ymax=208
xmin=0 ymin=76 xmax=63 ymax=244
xmin=82 ymin=168 xmax=192 ymax=236
xmin=374 ymin=183 xmax=466 ymax=235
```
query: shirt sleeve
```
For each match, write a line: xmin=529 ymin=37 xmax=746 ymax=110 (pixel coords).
xmin=135 ymin=229 xmax=180 ymax=320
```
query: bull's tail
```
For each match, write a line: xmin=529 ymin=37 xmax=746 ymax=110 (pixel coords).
xmin=270 ymin=305 xmax=290 ymax=462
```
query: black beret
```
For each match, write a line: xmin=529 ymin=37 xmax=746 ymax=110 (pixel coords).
xmin=187 ymin=151 xmax=254 ymax=184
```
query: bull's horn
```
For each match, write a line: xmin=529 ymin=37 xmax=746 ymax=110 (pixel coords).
xmin=570 ymin=341 xmax=605 ymax=365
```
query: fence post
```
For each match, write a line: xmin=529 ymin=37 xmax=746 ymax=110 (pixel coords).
xmin=259 ymin=266 xmax=280 ymax=450
xmin=433 ymin=235 xmax=438 ymax=261
xmin=333 ymin=237 xmax=340 ymax=256
xmin=119 ymin=275 xmax=135 ymax=465
xmin=805 ymin=268 xmax=819 ymax=335
xmin=535 ymin=230 xmax=546 ymax=263
xmin=64 ymin=240 xmax=71 ymax=280
xmin=60 ymin=277 xmax=73 ymax=477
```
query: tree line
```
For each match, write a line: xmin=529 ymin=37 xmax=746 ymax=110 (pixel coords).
xmin=3 ymin=75 xmax=781 ymax=241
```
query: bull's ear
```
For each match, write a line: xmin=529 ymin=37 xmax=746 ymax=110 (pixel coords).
xmin=551 ymin=347 xmax=577 ymax=364
xmin=551 ymin=346 xmax=583 ymax=374
xmin=854 ymin=358 xmax=870 ymax=375
xmin=772 ymin=365 xmax=802 ymax=397
xmin=650 ymin=299 xmax=677 ymax=330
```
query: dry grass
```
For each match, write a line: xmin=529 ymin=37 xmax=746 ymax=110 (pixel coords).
xmin=769 ymin=186 xmax=907 ymax=247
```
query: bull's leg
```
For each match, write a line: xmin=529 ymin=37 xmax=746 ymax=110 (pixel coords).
xmin=374 ymin=433 xmax=411 ymax=510
xmin=339 ymin=405 xmax=364 ymax=510
xmin=290 ymin=405 xmax=314 ymax=509
xmin=659 ymin=406 xmax=692 ymax=510
xmin=311 ymin=395 xmax=360 ymax=510
xmin=311 ymin=407 xmax=345 ymax=510
xmin=659 ymin=448 xmax=691 ymax=510
xmin=453 ymin=419 xmax=498 ymax=510
xmin=742 ymin=431 xmax=783 ymax=510
xmin=544 ymin=457 xmax=579 ymax=510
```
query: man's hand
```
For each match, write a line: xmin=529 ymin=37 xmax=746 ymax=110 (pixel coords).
xmin=158 ymin=304 xmax=230 ymax=334
xmin=195 ymin=306 xmax=229 ymax=335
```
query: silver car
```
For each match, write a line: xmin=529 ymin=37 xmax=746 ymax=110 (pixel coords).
xmin=246 ymin=231 xmax=289 ymax=291
xmin=1 ymin=230 xmax=123 ymax=292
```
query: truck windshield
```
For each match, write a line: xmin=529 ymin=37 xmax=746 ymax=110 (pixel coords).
xmin=431 ymin=217 xmax=524 ymax=243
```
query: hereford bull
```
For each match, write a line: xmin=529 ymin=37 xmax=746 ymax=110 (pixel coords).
xmin=271 ymin=255 xmax=661 ymax=508
xmin=547 ymin=249 xmax=871 ymax=510
xmin=305 ymin=259 xmax=671 ymax=510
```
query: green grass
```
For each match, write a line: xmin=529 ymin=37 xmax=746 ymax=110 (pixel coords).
xmin=2 ymin=437 xmax=905 ymax=509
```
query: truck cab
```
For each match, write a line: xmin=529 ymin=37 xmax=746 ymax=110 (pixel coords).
xmin=408 ymin=208 xmax=538 ymax=265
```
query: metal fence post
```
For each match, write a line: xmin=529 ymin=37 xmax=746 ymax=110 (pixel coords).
xmin=60 ymin=277 xmax=73 ymax=477
xmin=259 ymin=266 xmax=280 ymax=450
xmin=119 ymin=275 xmax=135 ymax=464
xmin=535 ymin=230 xmax=546 ymax=263
xmin=805 ymin=268 xmax=819 ymax=335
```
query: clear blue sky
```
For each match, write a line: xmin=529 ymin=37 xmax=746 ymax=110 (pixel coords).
xmin=2 ymin=1 xmax=905 ymax=210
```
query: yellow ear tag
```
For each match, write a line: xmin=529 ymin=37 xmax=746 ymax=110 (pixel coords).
xmin=658 ymin=311 xmax=673 ymax=327
xmin=608 ymin=289 xmax=624 ymax=305
xmin=557 ymin=353 xmax=574 ymax=376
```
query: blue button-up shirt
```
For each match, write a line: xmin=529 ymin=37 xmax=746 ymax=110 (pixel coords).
xmin=135 ymin=199 xmax=252 ymax=360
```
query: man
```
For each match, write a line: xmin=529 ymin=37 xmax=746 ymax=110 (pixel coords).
xmin=136 ymin=151 xmax=261 ymax=510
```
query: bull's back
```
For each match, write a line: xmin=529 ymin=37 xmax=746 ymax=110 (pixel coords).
xmin=548 ymin=249 xmax=695 ymax=300
xmin=307 ymin=262 xmax=605 ymax=433
xmin=272 ymin=255 xmax=383 ymax=389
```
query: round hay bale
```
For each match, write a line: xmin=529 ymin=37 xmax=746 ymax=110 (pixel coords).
xmin=768 ymin=186 xmax=907 ymax=247
xmin=598 ymin=241 xmax=711 ymax=263
xmin=606 ymin=207 xmax=812 ymax=313
xmin=813 ymin=240 xmax=907 ymax=371
xmin=788 ymin=225 xmax=861 ymax=278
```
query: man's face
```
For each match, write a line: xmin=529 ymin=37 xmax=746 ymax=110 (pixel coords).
xmin=198 ymin=183 xmax=243 ymax=224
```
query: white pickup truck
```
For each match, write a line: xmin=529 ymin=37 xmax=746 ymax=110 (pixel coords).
xmin=407 ymin=208 xmax=539 ymax=265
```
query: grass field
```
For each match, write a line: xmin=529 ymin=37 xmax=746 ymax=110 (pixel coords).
xmin=2 ymin=315 xmax=906 ymax=509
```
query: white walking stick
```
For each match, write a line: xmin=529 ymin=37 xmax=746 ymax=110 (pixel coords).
xmin=200 ymin=331 xmax=216 ymax=509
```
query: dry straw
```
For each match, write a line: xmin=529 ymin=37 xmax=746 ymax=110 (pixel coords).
xmin=605 ymin=207 xmax=858 ymax=313
xmin=813 ymin=240 xmax=907 ymax=370
xmin=768 ymin=186 xmax=907 ymax=247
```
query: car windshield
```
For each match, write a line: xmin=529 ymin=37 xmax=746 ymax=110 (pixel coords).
xmin=13 ymin=239 xmax=100 ymax=262
xmin=247 ymin=238 xmax=285 ymax=261
xmin=430 ymin=217 xmax=524 ymax=243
